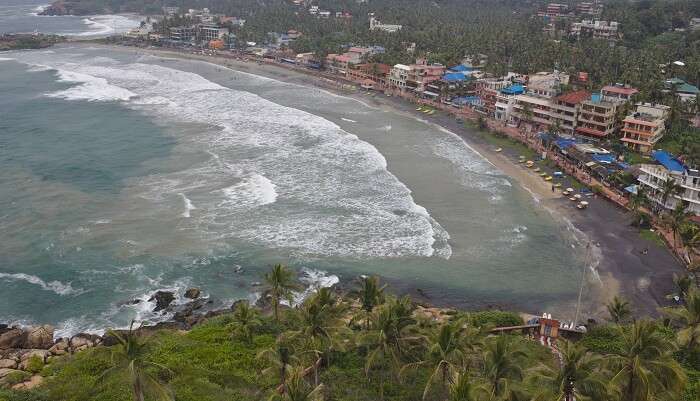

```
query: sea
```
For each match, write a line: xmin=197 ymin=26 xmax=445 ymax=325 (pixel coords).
xmin=0 ymin=3 xmax=588 ymax=337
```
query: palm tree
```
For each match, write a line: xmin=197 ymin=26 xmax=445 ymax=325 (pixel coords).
xmin=229 ymin=301 xmax=261 ymax=344
xmin=269 ymin=366 xmax=325 ymax=401
xmin=607 ymin=320 xmax=686 ymax=401
xmin=627 ymin=187 xmax=648 ymax=228
xmin=264 ymin=264 xmax=300 ymax=322
xmin=356 ymin=276 xmax=386 ymax=330
xmin=664 ymin=288 xmax=700 ymax=356
xmin=663 ymin=202 xmax=692 ymax=248
xmin=659 ymin=179 xmax=683 ymax=210
xmin=606 ymin=296 xmax=631 ymax=324
xmin=480 ymin=335 xmax=527 ymax=400
xmin=258 ymin=338 xmax=299 ymax=393
xmin=100 ymin=322 xmax=172 ymax=401
xmin=672 ymin=273 xmax=695 ymax=302
xmin=401 ymin=319 xmax=475 ymax=400
xmin=361 ymin=298 xmax=419 ymax=401
xmin=447 ymin=371 xmax=488 ymax=401
xmin=528 ymin=340 xmax=608 ymax=401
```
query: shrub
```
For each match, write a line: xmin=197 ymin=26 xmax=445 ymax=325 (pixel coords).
xmin=469 ymin=310 xmax=523 ymax=328
xmin=579 ymin=324 xmax=625 ymax=354
xmin=24 ymin=356 xmax=44 ymax=374
xmin=2 ymin=371 xmax=31 ymax=386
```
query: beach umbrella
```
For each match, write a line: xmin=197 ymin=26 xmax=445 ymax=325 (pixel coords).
xmin=566 ymin=188 xmax=574 ymax=192
xmin=574 ymin=194 xmax=582 ymax=199
xmin=580 ymin=201 xmax=589 ymax=206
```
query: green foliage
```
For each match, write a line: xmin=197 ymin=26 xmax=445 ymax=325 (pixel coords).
xmin=579 ymin=324 xmax=626 ymax=354
xmin=468 ymin=310 xmax=522 ymax=328
xmin=2 ymin=371 xmax=31 ymax=387
xmin=24 ymin=356 xmax=44 ymax=375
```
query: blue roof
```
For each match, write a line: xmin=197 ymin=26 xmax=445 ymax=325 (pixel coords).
xmin=448 ymin=65 xmax=472 ymax=72
xmin=554 ymin=139 xmax=578 ymax=150
xmin=501 ymin=84 xmax=525 ymax=95
xmin=452 ymin=96 xmax=481 ymax=106
xmin=443 ymin=72 xmax=467 ymax=82
xmin=652 ymin=150 xmax=685 ymax=173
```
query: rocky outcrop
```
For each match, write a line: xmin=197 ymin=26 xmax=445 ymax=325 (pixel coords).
xmin=184 ymin=288 xmax=201 ymax=299
xmin=0 ymin=329 xmax=26 ymax=350
xmin=26 ymin=325 xmax=54 ymax=349
xmin=149 ymin=291 xmax=175 ymax=312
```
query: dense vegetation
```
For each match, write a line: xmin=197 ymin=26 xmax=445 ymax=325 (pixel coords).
xmin=1 ymin=266 xmax=699 ymax=401
xmin=0 ymin=35 xmax=64 ymax=51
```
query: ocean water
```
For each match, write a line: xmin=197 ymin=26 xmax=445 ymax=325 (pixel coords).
xmin=0 ymin=46 xmax=588 ymax=337
xmin=0 ymin=0 xmax=141 ymax=37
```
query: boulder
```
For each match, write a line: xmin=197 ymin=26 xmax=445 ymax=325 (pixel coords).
xmin=48 ymin=338 xmax=69 ymax=355
xmin=26 ymin=325 xmax=54 ymax=349
xmin=0 ymin=359 xmax=17 ymax=369
xmin=0 ymin=328 xmax=26 ymax=350
xmin=149 ymin=291 xmax=175 ymax=312
xmin=184 ymin=287 xmax=201 ymax=299
xmin=11 ymin=374 xmax=43 ymax=390
xmin=20 ymin=349 xmax=50 ymax=362
xmin=0 ymin=368 xmax=21 ymax=379
xmin=69 ymin=333 xmax=101 ymax=351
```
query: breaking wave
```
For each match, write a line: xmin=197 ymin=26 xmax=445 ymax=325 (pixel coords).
xmin=0 ymin=273 xmax=83 ymax=296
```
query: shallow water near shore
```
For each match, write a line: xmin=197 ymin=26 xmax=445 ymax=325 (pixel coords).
xmin=0 ymin=45 xmax=588 ymax=336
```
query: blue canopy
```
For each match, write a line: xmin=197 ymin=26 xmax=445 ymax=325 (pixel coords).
xmin=501 ymin=84 xmax=525 ymax=95
xmin=443 ymin=72 xmax=467 ymax=82
xmin=452 ymin=96 xmax=481 ymax=106
xmin=591 ymin=154 xmax=615 ymax=164
xmin=448 ymin=65 xmax=472 ymax=72
xmin=554 ymin=139 xmax=577 ymax=150
xmin=652 ymin=150 xmax=685 ymax=173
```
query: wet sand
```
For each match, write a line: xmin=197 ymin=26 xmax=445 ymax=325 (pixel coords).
xmin=106 ymin=45 xmax=685 ymax=319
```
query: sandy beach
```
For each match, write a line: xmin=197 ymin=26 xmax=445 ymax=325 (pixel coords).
xmin=103 ymin=45 xmax=686 ymax=319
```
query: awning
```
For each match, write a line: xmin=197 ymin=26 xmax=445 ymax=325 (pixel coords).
xmin=423 ymin=91 xmax=440 ymax=97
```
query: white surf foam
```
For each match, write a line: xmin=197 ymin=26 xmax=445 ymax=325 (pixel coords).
xmin=180 ymin=193 xmax=196 ymax=217
xmin=0 ymin=57 xmax=15 ymax=61
xmin=71 ymin=15 xmax=141 ymax=37
xmin=288 ymin=268 xmax=340 ymax=306
xmin=221 ymin=174 xmax=278 ymax=208
xmin=28 ymin=4 xmax=49 ymax=16
xmin=47 ymin=69 xmax=136 ymax=102
xmin=341 ymin=117 xmax=357 ymax=123
xmin=0 ymin=273 xmax=82 ymax=296
xmin=10 ymin=53 xmax=449 ymax=259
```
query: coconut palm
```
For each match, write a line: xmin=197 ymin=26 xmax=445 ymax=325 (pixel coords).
xmin=269 ymin=366 xmax=325 ymax=401
xmin=480 ymin=335 xmax=527 ymax=400
xmin=401 ymin=319 xmax=476 ymax=400
xmin=447 ymin=371 xmax=488 ymax=401
xmin=672 ymin=273 xmax=695 ymax=302
xmin=528 ymin=340 xmax=608 ymax=401
xmin=258 ymin=338 xmax=299 ymax=393
xmin=361 ymin=298 xmax=419 ymax=400
xmin=229 ymin=300 xmax=262 ymax=344
xmin=663 ymin=202 xmax=692 ymax=248
xmin=627 ymin=188 xmax=648 ymax=228
xmin=659 ymin=179 xmax=683 ymax=210
xmin=664 ymin=288 xmax=700 ymax=355
xmin=607 ymin=320 xmax=686 ymax=401
xmin=100 ymin=322 xmax=172 ymax=401
xmin=606 ymin=296 xmax=631 ymax=324
xmin=356 ymin=275 xmax=386 ymax=330
xmin=264 ymin=264 xmax=300 ymax=322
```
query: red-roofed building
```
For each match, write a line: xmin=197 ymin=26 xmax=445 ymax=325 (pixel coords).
xmin=325 ymin=53 xmax=352 ymax=75
xmin=550 ymin=90 xmax=590 ymax=133
xmin=347 ymin=63 xmax=391 ymax=87
xmin=576 ymin=95 xmax=619 ymax=140
xmin=602 ymin=85 xmax=638 ymax=103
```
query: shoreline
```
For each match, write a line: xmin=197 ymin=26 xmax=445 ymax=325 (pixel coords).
xmin=24 ymin=43 xmax=687 ymax=321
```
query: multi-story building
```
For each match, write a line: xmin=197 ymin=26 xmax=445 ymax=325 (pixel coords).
xmin=405 ymin=59 xmax=445 ymax=92
xmin=538 ymin=3 xmax=570 ymax=19
xmin=576 ymin=2 xmax=602 ymax=17
xmin=325 ymin=47 xmax=374 ymax=76
xmin=570 ymin=20 xmax=620 ymax=41
xmin=369 ymin=14 xmax=402 ymax=32
xmin=638 ymin=151 xmax=700 ymax=214
xmin=620 ymin=103 xmax=670 ymax=153
xmin=511 ymin=71 xmax=567 ymax=127
xmin=168 ymin=26 xmax=196 ymax=43
xmin=347 ymin=63 xmax=391 ymax=87
xmin=198 ymin=24 xmax=228 ymax=42
xmin=550 ymin=91 xmax=590 ymax=134
xmin=494 ymin=84 xmax=525 ymax=123
xmin=389 ymin=64 xmax=412 ymax=90
xmin=575 ymin=94 xmax=619 ymax=140
xmin=690 ymin=17 xmax=700 ymax=30
xmin=601 ymin=85 xmax=638 ymax=103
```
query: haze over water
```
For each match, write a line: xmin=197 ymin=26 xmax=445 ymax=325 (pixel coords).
xmin=1 ymin=33 xmax=587 ymax=335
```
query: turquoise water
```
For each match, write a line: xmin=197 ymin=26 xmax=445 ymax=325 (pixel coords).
xmin=0 ymin=46 xmax=586 ymax=336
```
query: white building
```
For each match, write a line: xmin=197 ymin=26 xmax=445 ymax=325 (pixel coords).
xmin=638 ymin=153 xmax=700 ymax=214
xmin=199 ymin=24 xmax=228 ymax=42
xmin=369 ymin=14 xmax=402 ymax=33
xmin=389 ymin=64 xmax=412 ymax=90
xmin=570 ymin=20 xmax=619 ymax=41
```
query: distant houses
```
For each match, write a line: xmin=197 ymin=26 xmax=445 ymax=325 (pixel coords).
xmin=369 ymin=13 xmax=402 ymax=33
xmin=638 ymin=151 xmax=700 ymax=214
